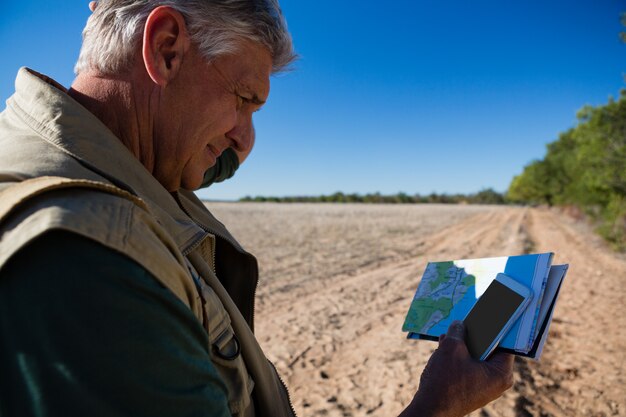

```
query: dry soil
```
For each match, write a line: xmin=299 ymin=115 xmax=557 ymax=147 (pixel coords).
xmin=206 ymin=202 xmax=626 ymax=417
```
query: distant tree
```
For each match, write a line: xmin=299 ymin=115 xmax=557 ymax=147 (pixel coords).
xmin=472 ymin=188 xmax=506 ymax=205
xmin=507 ymin=160 xmax=555 ymax=205
xmin=394 ymin=192 xmax=412 ymax=204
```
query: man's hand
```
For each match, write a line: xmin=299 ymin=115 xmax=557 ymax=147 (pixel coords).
xmin=400 ymin=321 xmax=514 ymax=417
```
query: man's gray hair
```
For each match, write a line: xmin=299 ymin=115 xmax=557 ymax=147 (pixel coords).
xmin=75 ymin=0 xmax=296 ymax=75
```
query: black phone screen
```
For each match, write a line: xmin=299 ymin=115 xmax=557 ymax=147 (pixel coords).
xmin=464 ymin=279 xmax=525 ymax=359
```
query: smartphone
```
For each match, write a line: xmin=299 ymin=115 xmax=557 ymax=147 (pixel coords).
xmin=463 ymin=273 xmax=533 ymax=360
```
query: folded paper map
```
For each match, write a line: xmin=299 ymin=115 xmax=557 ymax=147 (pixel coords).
xmin=402 ymin=253 xmax=568 ymax=359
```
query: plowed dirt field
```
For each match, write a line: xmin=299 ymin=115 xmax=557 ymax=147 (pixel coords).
xmin=206 ymin=203 xmax=626 ymax=417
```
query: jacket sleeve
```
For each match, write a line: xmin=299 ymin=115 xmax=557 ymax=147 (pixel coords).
xmin=0 ymin=230 xmax=231 ymax=417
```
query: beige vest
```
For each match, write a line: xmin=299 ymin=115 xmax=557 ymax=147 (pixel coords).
xmin=0 ymin=68 xmax=295 ymax=417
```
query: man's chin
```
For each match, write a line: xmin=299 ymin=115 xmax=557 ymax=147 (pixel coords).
xmin=179 ymin=172 xmax=206 ymax=192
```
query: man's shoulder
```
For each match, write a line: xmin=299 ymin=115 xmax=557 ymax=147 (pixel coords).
xmin=0 ymin=179 xmax=146 ymax=254
xmin=0 ymin=178 xmax=202 ymax=314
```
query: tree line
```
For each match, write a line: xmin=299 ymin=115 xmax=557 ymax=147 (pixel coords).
xmin=240 ymin=188 xmax=507 ymax=205
xmin=507 ymin=92 xmax=626 ymax=250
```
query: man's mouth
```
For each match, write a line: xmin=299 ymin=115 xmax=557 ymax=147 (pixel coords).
xmin=206 ymin=144 xmax=223 ymax=159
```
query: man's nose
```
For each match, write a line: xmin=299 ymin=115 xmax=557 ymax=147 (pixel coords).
xmin=227 ymin=118 xmax=254 ymax=153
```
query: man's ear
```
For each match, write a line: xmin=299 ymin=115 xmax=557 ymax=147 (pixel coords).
xmin=142 ymin=6 xmax=189 ymax=86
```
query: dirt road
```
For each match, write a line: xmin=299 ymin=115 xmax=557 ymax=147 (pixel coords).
xmin=207 ymin=203 xmax=626 ymax=417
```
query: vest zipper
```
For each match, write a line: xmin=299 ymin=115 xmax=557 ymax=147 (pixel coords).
xmin=175 ymin=194 xmax=297 ymax=416
xmin=183 ymin=206 xmax=258 ymax=332
xmin=174 ymin=194 xmax=257 ymax=325
xmin=181 ymin=233 xmax=209 ymax=259
xmin=270 ymin=361 xmax=299 ymax=417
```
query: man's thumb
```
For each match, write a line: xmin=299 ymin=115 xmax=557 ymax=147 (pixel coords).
xmin=446 ymin=320 xmax=465 ymax=341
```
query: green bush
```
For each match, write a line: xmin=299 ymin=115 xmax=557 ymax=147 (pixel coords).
xmin=507 ymin=92 xmax=626 ymax=250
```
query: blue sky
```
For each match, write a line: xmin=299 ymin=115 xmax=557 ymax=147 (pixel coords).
xmin=1 ymin=1 xmax=625 ymax=200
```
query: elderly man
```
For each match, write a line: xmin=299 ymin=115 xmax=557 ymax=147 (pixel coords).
xmin=0 ymin=1 xmax=514 ymax=416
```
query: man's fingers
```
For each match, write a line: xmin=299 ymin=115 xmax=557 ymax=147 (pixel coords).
xmin=445 ymin=320 xmax=465 ymax=341
xmin=484 ymin=352 xmax=515 ymax=390
xmin=486 ymin=352 xmax=514 ymax=369
xmin=486 ymin=351 xmax=514 ymax=365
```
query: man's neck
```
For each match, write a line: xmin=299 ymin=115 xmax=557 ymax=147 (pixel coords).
xmin=68 ymin=72 xmax=156 ymax=175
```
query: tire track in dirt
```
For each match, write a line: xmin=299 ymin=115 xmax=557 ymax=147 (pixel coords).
xmin=258 ymin=207 xmax=534 ymax=417
xmin=249 ymin=205 xmax=626 ymax=416
xmin=207 ymin=203 xmax=498 ymax=316
xmin=503 ymin=208 xmax=626 ymax=417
